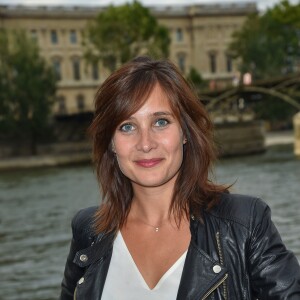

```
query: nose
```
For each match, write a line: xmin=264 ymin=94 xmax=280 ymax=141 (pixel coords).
xmin=136 ymin=128 xmax=158 ymax=153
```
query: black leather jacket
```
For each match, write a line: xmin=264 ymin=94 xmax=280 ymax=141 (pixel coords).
xmin=60 ymin=193 xmax=300 ymax=299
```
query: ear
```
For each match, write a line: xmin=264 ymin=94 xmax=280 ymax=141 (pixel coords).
xmin=111 ymin=141 xmax=116 ymax=153
xmin=183 ymin=137 xmax=187 ymax=144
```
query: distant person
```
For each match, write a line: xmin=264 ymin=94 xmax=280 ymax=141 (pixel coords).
xmin=60 ymin=57 xmax=300 ymax=299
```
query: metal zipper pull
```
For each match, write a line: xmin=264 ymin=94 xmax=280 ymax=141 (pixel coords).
xmin=201 ymin=273 xmax=228 ymax=300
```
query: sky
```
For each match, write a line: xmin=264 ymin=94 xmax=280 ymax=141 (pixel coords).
xmin=0 ymin=0 xmax=299 ymax=11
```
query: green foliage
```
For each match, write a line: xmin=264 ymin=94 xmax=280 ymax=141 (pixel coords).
xmin=0 ymin=30 xmax=57 ymax=154
xmin=186 ymin=67 xmax=208 ymax=90
xmin=228 ymin=0 xmax=300 ymax=80
xmin=252 ymin=95 xmax=298 ymax=127
xmin=84 ymin=1 xmax=170 ymax=71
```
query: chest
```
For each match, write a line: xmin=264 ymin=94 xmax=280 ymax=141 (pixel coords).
xmin=101 ymin=232 xmax=187 ymax=299
xmin=120 ymin=221 xmax=191 ymax=289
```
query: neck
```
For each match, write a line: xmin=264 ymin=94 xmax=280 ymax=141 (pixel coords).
xmin=130 ymin=180 xmax=175 ymax=225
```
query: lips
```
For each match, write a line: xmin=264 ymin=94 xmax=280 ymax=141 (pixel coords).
xmin=134 ymin=158 xmax=163 ymax=168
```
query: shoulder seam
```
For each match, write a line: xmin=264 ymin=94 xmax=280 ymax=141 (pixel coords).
xmin=206 ymin=210 xmax=251 ymax=230
xmin=206 ymin=196 xmax=260 ymax=230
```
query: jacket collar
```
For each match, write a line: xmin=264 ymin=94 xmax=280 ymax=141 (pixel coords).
xmin=73 ymin=232 xmax=114 ymax=268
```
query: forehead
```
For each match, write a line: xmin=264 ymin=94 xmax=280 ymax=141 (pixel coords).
xmin=130 ymin=84 xmax=174 ymax=117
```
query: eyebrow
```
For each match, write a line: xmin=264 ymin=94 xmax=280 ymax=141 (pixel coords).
xmin=127 ymin=111 xmax=174 ymax=120
xmin=153 ymin=111 xmax=173 ymax=117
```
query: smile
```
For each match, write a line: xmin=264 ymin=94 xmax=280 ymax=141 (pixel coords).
xmin=134 ymin=158 xmax=163 ymax=168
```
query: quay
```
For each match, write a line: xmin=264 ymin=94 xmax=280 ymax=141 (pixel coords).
xmin=0 ymin=142 xmax=92 ymax=171
xmin=265 ymin=130 xmax=294 ymax=147
xmin=0 ymin=152 xmax=91 ymax=171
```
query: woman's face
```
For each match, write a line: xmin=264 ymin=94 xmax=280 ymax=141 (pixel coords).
xmin=112 ymin=83 xmax=186 ymax=189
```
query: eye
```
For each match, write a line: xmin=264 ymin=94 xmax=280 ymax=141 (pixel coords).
xmin=154 ymin=118 xmax=169 ymax=127
xmin=119 ymin=123 xmax=135 ymax=132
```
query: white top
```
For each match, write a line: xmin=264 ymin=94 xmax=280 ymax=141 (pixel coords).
xmin=101 ymin=231 xmax=187 ymax=300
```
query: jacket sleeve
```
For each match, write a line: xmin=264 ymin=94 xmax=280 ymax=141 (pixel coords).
xmin=59 ymin=210 xmax=87 ymax=300
xmin=248 ymin=198 xmax=300 ymax=299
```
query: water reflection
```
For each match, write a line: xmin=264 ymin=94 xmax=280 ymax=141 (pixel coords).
xmin=0 ymin=166 xmax=99 ymax=300
xmin=0 ymin=145 xmax=299 ymax=299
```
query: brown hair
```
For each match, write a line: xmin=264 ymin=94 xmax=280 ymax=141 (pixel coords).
xmin=89 ymin=56 xmax=227 ymax=234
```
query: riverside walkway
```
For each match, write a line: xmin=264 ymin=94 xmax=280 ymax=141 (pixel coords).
xmin=265 ymin=130 xmax=294 ymax=147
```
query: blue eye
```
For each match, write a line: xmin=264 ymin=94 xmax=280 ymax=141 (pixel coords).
xmin=155 ymin=119 xmax=169 ymax=127
xmin=120 ymin=123 xmax=134 ymax=132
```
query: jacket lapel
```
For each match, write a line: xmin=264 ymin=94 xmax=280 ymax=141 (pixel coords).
xmin=177 ymin=214 xmax=228 ymax=300
xmin=177 ymin=240 xmax=228 ymax=300
xmin=73 ymin=232 xmax=115 ymax=300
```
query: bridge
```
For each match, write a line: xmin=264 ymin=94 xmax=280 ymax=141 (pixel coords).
xmin=197 ymin=73 xmax=300 ymax=156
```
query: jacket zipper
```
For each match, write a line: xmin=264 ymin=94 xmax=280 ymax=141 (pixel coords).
xmin=201 ymin=273 xmax=228 ymax=300
xmin=216 ymin=232 xmax=224 ymax=265
xmin=74 ymin=287 xmax=77 ymax=300
xmin=216 ymin=231 xmax=228 ymax=300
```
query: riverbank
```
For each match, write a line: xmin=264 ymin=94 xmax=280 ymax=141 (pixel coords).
xmin=0 ymin=130 xmax=294 ymax=171
xmin=0 ymin=152 xmax=91 ymax=171
xmin=265 ymin=130 xmax=294 ymax=147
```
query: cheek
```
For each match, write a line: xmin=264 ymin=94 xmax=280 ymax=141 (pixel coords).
xmin=116 ymin=145 xmax=132 ymax=159
xmin=113 ymin=139 xmax=133 ymax=174
xmin=114 ymin=150 xmax=131 ymax=178
xmin=161 ymin=132 xmax=184 ymax=152
xmin=113 ymin=136 xmax=131 ymax=155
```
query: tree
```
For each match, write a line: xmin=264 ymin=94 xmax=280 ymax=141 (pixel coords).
xmin=252 ymin=95 xmax=297 ymax=129
xmin=84 ymin=1 xmax=170 ymax=71
xmin=228 ymin=0 xmax=300 ymax=81
xmin=186 ymin=67 xmax=208 ymax=91
xmin=0 ymin=30 xmax=57 ymax=155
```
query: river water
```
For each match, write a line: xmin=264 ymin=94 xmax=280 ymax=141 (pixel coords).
xmin=0 ymin=144 xmax=299 ymax=300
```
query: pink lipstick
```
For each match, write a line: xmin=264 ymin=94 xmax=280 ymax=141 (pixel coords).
xmin=135 ymin=158 xmax=163 ymax=168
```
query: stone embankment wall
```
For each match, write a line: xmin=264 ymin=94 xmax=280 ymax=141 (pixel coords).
xmin=0 ymin=142 xmax=92 ymax=171
xmin=0 ymin=141 xmax=91 ymax=159
xmin=214 ymin=121 xmax=265 ymax=157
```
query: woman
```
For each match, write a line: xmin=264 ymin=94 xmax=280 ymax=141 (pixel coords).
xmin=60 ymin=57 xmax=300 ymax=299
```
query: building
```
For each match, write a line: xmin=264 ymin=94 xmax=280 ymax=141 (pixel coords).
xmin=0 ymin=3 xmax=256 ymax=116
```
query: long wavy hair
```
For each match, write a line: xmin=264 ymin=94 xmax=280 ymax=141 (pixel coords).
xmin=89 ymin=56 xmax=227 ymax=234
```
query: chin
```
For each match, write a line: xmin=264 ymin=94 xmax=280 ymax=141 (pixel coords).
xmin=133 ymin=176 xmax=175 ymax=188
xmin=135 ymin=180 xmax=163 ymax=188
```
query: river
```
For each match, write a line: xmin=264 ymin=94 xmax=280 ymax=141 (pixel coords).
xmin=0 ymin=144 xmax=299 ymax=299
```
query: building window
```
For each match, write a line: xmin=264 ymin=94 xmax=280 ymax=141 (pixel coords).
xmin=52 ymin=58 xmax=62 ymax=80
xmin=226 ymin=54 xmax=232 ymax=73
xmin=51 ymin=30 xmax=58 ymax=44
xmin=176 ymin=28 xmax=183 ymax=42
xmin=70 ymin=30 xmax=77 ymax=44
xmin=77 ymin=94 xmax=85 ymax=111
xmin=57 ymin=96 xmax=67 ymax=114
xmin=92 ymin=62 xmax=99 ymax=80
xmin=209 ymin=52 xmax=217 ymax=73
xmin=30 ymin=29 xmax=38 ymax=42
xmin=177 ymin=53 xmax=186 ymax=73
xmin=72 ymin=57 xmax=81 ymax=80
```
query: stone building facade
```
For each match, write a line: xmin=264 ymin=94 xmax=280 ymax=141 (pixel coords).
xmin=0 ymin=3 xmax=256 ymax=116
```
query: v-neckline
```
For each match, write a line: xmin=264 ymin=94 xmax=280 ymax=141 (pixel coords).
xmin=118 ymin=231 xmax=187 ymax=291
